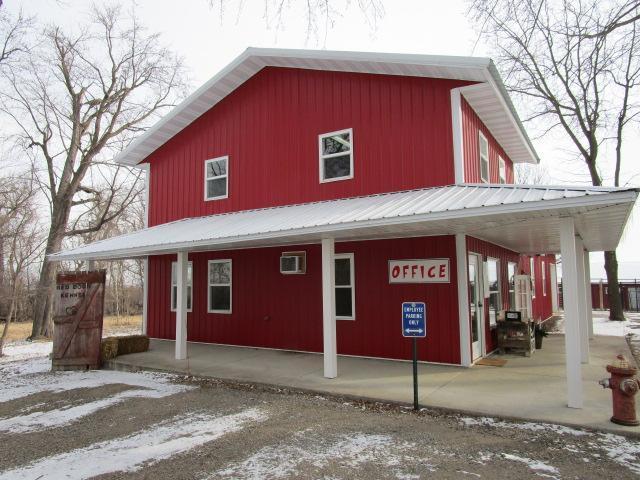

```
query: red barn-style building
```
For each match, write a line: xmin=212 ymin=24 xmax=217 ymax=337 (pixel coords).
xmin=53 ymin=49 xmax=638 ymax=409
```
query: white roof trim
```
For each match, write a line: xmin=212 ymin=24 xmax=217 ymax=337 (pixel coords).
xmin=50 ymin=184 xmax=637 ymax=261
xmin=115 ymin=48 xmax=538 ymax=167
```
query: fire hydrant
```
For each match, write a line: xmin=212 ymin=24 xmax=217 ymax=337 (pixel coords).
xmin=599 ymin=354 xmax=640 ymax=426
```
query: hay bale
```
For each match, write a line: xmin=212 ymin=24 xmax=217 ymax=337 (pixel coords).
xmin=100 ymin=337 xmax=119 ymax=363
xmin=116 ymin=334 xmax=149 ymax=356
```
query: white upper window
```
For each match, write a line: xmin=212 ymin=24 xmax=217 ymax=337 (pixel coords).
xmin=479 ymin=131 xmax=489 ymax=183
xmin=205 ymin=156 xmax=229 ymax=201
xmin=334 ymin=253 xmax=355 ymax=320
xmin=208 ymin=259 xmax=232 ymax=313
xmin=319 ymin=128 xmax=353 ymax=183
xmin=171 ymin=261 xmax=192 ymax=312
xmin=498 ymin=156 xmax=506 ymax=184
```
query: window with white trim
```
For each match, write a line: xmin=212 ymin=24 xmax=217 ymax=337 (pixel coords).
xmin=479 ymin=131 xmax=489 ymax=183
xmin=171 ymin=261 xmax=192 ymax=312
xmin=542 ymin=260 xmax=547 ymax=296
xmin=487 ymin=258 xmax=501 ymax=326
xmin=205 ymin=156 xmax=229 ymax=200
xmin=208 ymin=259 xmax=232 ymax=313
xmin=334 ymin=253 xmax=355 ymax=320
xmin=530 ymin=257 xmax=536 ymax=298
xmin=498 ymin=156 xmax=506 ymax=184
xmin=319 ymin=129 xmax=353 ymax=182
xmin=507 ymin=261 xmax=517 ymax=309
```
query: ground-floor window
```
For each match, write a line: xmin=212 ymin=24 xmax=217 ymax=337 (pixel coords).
xmin=334 ymin=253 xmax=355 ymax=320
xmin=171 ymin=261 xmax=192 ymax=312
xmin=507 ymin=261 xmax=517 ymax=309
xmin=487 ymin=257 xmax=501 ymax=326
xmin=542 ymin=260 xmax=547 ymax=296
xmin=208 ymin=259 xmax=232 ymax=313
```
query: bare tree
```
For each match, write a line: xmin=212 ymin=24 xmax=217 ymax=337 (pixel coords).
xmin=0 ymin=174 xmax=43 ymax=356
xmin=469 ymin=0 xmax=640 ymax=320
xmin=210 ymin=0 xmax=385 ymax=44
xmin=0 ymin=8 xmax=31 ymax=71
xmin=0 ymin=5 xmax=187 ymax=338
xmin=515 ymin=163 xmax=550 ymax=185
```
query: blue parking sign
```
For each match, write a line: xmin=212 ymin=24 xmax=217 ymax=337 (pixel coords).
xmin=402 ymin=302 xmax=426 ymax=338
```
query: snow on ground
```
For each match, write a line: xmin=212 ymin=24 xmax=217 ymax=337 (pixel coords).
xmin=211 ymin=431 xmax=434 ymax=479
xmin=501 ymin=453 xmax=559 ymax=477
xmin=593 ymin=315 xmax=633 ymax=337
xmin=0 ymin=340 xmax=194 ymax=433
xmin=459 ymin=416 xmax=589 ymax=436
xmin=0 ymin=408 xmax=267 ymax=480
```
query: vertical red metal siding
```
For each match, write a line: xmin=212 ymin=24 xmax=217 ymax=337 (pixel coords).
xmin=146 ymin=235 xmax=460 ymax=364
xmin=146 ymin=68 xmax=471 ymax=227
xmin=466 ymin=237 xmax=520 ymax=353
xmin=461 ymin=97 xmax=515 ymax=183
xmin=524 ymin=254 xmax=556 ymax=322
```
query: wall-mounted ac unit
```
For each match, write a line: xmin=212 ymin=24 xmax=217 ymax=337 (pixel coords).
xmin=280 ymin=251 xmax=306 ymax=274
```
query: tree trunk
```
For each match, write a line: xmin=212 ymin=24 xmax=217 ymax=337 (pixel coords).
xmin=30 ymin=204 xmax=69 ymax=339
xmin=604 ymin=250 xmax=625 ymax=321
xmin=0 ymin=291 xmax=17 ymax=357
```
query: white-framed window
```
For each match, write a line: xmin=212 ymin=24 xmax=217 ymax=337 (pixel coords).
xmin=319 ymin=128 xmax=353 ymax=183
xmin=204 ymin=156 xmax=229 ymax=201
xmin=478 ymin=131 xmax=489 ymax=183
xmin=487 ymin=257 xmax=501 ymax=326
xmin=208 ymin=259 xmax=232 ymax=313
xmin=171 ymin=261 xmax=193 ymax=312
xmin=530 ymin=257 xmax=536 ymax=299
xmin=542 ymin=260 xmax=547 ymax=296
xmin=498 ymin=156 xmax=506 ymax=184
xmin=334 ymin=253 xmax=355 ymax=320
xmin=507 ymin=261 xmax=517 ymax=309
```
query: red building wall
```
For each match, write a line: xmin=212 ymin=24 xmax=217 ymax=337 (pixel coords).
xmin=145 ymin=67 xmax=472 ymax=227
xmin=521 ymin=254 xmax=555 ymax=322
xmin=461 ymin=97 xmax=515 ymax=184
xmin=146 ymin=235 xmax=461 ymax=364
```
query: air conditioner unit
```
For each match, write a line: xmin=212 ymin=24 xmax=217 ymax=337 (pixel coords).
xmin=280 ymin=251 xmax=306 ymax=274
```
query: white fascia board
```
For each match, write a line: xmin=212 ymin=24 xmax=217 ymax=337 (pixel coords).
xmin=48 ymin=189 xmax=637 ymax=262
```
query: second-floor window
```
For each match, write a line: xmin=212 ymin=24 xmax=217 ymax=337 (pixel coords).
xmin=478 ymin=131 xmax=489 ymax=183
xmin=499 ymin=156 xmax=506 ymax=184
xmin=319 ymin=128 xmax=353 ymax=182
xmin=205 ymin=156 xmax=228 ymax=200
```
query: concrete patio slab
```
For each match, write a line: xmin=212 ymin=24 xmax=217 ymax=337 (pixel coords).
xmin=108 ymin=334 xmax=639 ymax=434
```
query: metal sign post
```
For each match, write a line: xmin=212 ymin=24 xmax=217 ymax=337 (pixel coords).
xmin=402 ymin=302 xmax=426 ymax=411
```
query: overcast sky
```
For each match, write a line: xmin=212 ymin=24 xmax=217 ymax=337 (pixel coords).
xmin=6 ymin=0 xmax=640 ymax=278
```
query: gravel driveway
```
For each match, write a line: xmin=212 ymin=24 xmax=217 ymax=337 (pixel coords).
xmin=1 ymin=342 xmax=639 ymax=479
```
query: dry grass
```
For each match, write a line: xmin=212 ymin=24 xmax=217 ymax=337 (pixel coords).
xmin=1 ymin=315 xmax=143 ymax=343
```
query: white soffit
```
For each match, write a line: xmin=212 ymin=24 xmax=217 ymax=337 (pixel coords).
xmin=49 ymin=184 xmax=637 ymax=261
xmin=115 ymin=48 xmax=538 ymax=167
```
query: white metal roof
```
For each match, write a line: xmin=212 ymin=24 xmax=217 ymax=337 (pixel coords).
xmin=115 ymin=48 xmax=538 ymax=167
xmin=50 ymin=184 xmax=637 ymax=261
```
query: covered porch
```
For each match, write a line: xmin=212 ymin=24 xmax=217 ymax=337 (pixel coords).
xmin=108 ymin=333 xmax=637 ymax=433
xmin=50 ymin=183 xmax=639 ymax=411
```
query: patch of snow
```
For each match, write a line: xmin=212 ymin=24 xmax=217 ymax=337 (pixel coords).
xmin=502 ymin=453 xmax=559 ymax=476
xmin=457 ymin=471 xmax=481 ymax=477
xmin=211 ymin=431 xmax=433 ymax=479
xmin=0 ymin=408 xmax=266 ymax=480
xmin=0 ymin=341 xmax=52 ymax=362
xmin=596 ymin=432 xmax=640 ymax=474
xmin=459 ymin=416 xmax=589 ymax=437
xmin=593 ymin=315 xmax=631 ymax=337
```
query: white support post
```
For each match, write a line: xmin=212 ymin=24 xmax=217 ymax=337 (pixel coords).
xmin=142 ymin=257 xmax=149 ymax=335
xmin=575 ymin=237 xmax=589 ymax=364
xmin=321 ymin=238 xmax=337 ymax=379
xmin=455 ymin=234 xmax=472 ymax=367
xmin=559 ymin=217 xmax=583 ymax=408
xmin=450 ymin=88 xmax=465 ymax=184
xmin=175 ymin=251 xmax=188 ymax=360
xmin=584 ymin=252 xmax=594 ymax=339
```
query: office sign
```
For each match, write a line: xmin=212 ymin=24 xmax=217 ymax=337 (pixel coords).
xmin=389 ymin=259 xmax=450 ymax=284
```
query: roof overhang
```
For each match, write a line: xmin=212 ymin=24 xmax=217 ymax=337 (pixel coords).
xmin=115 ymin=48 xmax=538 ymax=167
xmin=50 ymin=184 xmax=637 ymax=262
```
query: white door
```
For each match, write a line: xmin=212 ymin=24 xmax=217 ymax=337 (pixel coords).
xmin=468 ymin=253 xmax=484 ymax=360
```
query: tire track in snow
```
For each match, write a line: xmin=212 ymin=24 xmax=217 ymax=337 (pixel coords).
xmin=0 ymin=407 xmax=267 ymax=480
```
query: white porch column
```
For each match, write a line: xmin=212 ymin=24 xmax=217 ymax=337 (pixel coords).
xmin=575 ymin=237 xmax=589 ymax=364
xmin=321 ymin=238 xmax=337 ymax=378
xmin=175 ymin=251 xmax=188 ymax=360
xmin=559 ymin=217 xmax=583 ymax=408
xmin=142 ymin=257 xmax=148 ymax=335
xmin=584 ymin=252 xmax=594 ymax=339
xmin=455 ymin=234 xmax=472 ymax=367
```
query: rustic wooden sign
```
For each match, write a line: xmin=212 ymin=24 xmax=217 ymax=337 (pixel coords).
xmin=52 ymin=270 xmax=106 ymax=371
